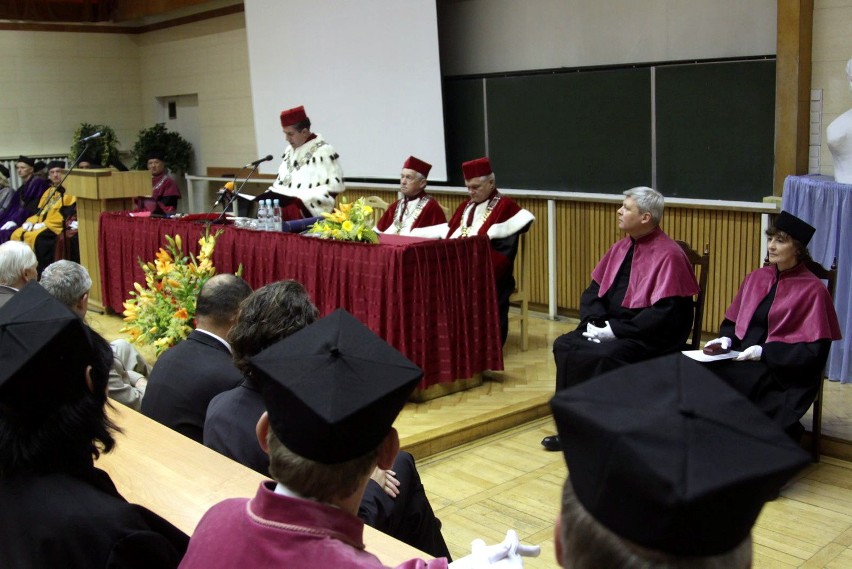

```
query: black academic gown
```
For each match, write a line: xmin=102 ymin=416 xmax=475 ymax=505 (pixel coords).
xmin=142 ymin=330 xmax=243 ymax=443
xmin=203 ymin=378 xmax=450 ymax=559
xmin=0 ymin=464 xmax=187 ymax=569
xmin=553 ymin=245 xmax=694 ymax=390
xmin=706 ymin=283 xmax=831 ymax=435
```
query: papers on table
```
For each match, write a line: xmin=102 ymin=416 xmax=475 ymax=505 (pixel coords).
xmin=681 ymin=349 xmax=741 ymax=363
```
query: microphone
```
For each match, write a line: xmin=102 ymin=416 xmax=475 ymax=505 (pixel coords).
xmin=79 ymin=131 xmax=102 ymax=142
xmin=213 ymin=181 xmax=235 ymax=207
xmin=244 ymin=154 xmax=274 ymax=168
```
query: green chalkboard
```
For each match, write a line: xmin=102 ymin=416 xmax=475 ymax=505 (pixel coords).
xmin=442 ymin=58 xmax=775 ymax=200
xmin=655 ymin=60 xmax=776 ymax=200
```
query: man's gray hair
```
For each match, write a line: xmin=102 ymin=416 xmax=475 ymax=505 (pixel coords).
xmin=559 ymin=479 xmax=752 ymax=569
xmin=0 ymin=241 xmax=37 ymax=286
xmin=40 ymin=260 xmax=92 ymax=308
xmin=624 ymin=186 xmax=664 ymax=225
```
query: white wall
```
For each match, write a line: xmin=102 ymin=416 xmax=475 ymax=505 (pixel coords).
xmin=437 ymin=0 xmax=777 ymax=76
xmin=812 ymin=0 xmax=852 ymax=178
xmin=134 ymin=12 xmax=256 ymax=174
xmin=0 ymin=30 xmax=142 ymax=158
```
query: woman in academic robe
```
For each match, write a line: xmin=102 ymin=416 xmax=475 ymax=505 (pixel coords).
xmin=704 ymin=211 xmax=841 ymax=439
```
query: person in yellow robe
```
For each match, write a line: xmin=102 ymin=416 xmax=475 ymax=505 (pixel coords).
xmin=11 ymin=160 xmax=76 ymax=274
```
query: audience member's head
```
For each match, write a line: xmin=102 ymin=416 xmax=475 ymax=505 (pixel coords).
xmin=0 ymin=284 xmax=116 ymax=477
xmin=247 ymin=309 xmax=422 ymax=508
xmin=280 ymin=105 xmax=312 ymax=150
xmin=194 ymin=274 xmax=252 ymax=337
xmin=622 ymin=186 xmax=664 ymax=226
xmin=550 ymin=355 xmax=809 ymax=569
xmin=400 ymin=156 xmax=431 ymax=198
xmin=462 ymin=157 xmax=496 ymax=204
xmin=0 ymin=164 xmax=10 ymax=188
xmin=39 ymin=260 xmax=92 ymax=318
xmin=228 ymin=280 xmax=319 ymax=378
xmin=0 ymin=241 xmax=38 ymax=289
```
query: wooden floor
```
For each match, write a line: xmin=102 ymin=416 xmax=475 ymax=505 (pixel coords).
xmin=89 ymin=310 xmax=852 ymax=567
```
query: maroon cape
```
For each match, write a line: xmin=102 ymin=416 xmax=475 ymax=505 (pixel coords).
xmin=725 ymin=263 xmax=841 ymax=344
xmin=592 ymin=226 xmax=698 ymax=309
xmin=376 ymin=194 xmax=446 ymax=233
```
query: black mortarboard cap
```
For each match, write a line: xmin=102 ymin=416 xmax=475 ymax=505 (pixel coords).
xmin=16 ymin=155 xmax=35 ymax=168
xmin=145 ymin=148 xmax=166 ymax=162
xmin=249 ymin=308 xmax=422 ymax=464
xmin=46 ymin=160 xmax=66 ymax=171
xmin=0 ymin=283 xmax=93 ymax=405
xmin=550 ymin=354 xmax=809 ymax=557
xmin=774 ymin=210 xmax=816 ymax=247
xmin=0 ymin=164 xmax=8 ymax=178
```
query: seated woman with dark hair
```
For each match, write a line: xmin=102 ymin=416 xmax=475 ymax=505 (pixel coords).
xmin=704 ymin=211 xmax=842 ymax=439
xmin=0 ymin=284 xmax=188 ymax=568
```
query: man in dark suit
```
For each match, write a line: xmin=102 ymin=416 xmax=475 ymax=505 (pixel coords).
xmin=142 ymin=274 xmax=252 ymax=442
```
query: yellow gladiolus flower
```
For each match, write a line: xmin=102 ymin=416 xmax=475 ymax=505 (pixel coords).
xmin=342 ymin=220 xmax=354 ymax=232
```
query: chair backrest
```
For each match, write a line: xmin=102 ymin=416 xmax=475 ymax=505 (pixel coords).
xmin=803 ymin=258 xmax=838 ymax=299
xmin=363 ymin=196 xmax=390 ymax=226
xmin=676 ymin=240 xmax=710 ymax=350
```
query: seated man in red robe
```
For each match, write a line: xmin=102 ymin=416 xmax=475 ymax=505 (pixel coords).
xmin=375 ymin=156 xmax=446 ymax=235
xmin=543 ymin=187 xmax=698 ymax=451
xmin=136 ymin=149 xmax=181 ymax=214
xmin=442 ymin=157 xmax=534 ymax=346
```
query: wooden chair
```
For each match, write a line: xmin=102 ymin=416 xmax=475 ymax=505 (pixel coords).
xmin=509 ymin=230 xmax=530 ymax=351
xmin=802 ymin=257 xmax=838 ymax=462
xmin=363 ymin=195 xmax=390 ymax=226
xmin=675 ymin=240 xmax=710 ymax=350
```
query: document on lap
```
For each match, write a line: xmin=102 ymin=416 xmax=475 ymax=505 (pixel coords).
xmin=682 ymin=350 xmax=741 ymax=363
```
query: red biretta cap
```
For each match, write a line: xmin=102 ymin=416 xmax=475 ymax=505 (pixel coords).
xmin=280 ymin=105 xmax=308 ymax=128
xmin=462 ymin=157 xmax=492 ymax=180
xmin=403 ymin=156 xmax=432 ymax=178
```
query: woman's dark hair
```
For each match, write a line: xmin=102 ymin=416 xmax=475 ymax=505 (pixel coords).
xmin=0 ymin=326 xmax=118 ymax=477
xmin=766 ymin=225 xmax=812 ymax=264
xmin=229 ymin=280 xmax=319 ymax=378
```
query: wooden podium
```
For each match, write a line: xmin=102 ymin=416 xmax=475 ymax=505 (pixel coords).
xmin=64 ymin=169 xmax=150 ymax=312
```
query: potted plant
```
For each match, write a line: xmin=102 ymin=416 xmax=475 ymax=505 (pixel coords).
xmin=69 ymin=123 xmax=122 ymax=168
xmin=131 ymin=123 xmax=194 ymax=174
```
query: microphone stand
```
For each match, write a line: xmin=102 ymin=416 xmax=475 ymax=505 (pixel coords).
xmin=206 ymin=172 xmax=240 ymax=217
xmin=213 ymin=162 xmax=262 ymax=224
xmin=55 ymin=143 xmax=91 ymax=259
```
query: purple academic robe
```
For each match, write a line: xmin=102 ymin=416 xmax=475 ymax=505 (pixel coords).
xmin=0 ymin=176 xmax=50 ymax=243
xmin=179 ymin=482 xmax=447 ymax=569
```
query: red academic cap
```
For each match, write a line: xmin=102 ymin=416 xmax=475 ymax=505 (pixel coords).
xmin=280 ymin=106 xmax=308 ymax=128
xmin=403 ymin=156 xmax=432 ymax=178
xmin=462 ymin=157 xmax=492 ymax=180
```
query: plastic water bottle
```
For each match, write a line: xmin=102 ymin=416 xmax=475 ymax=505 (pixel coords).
xmin=256 ymin=199 xmax=267 ymax=231
xmin=272 ymin=199 xmax=282 ymax=232
xmin=265 ymin=199 xmax=274 ymax=231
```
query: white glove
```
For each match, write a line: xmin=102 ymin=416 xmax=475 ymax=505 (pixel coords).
xmin=1 ymin=221 xmax=17 ymax=231
xmin=69 ymin=220 xmax=78 ymax=230
xmin=449 ymin=530 xmax=540 ymax=568
xmin=704 ymin=337 xmax=732 ymax=350
xmin=735 ymin=345 xmax=763 ymax=361
xmin=582 ymin=321 xmax=616 ymax=344
xmin=33 ymin=222 xmax=45 ymax=230
xmin=22 ymin=222 xmax=33 ymax=230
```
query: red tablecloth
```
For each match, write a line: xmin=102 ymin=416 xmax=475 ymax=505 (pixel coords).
xmin=98 ymin=212 xmax=503 ymax=388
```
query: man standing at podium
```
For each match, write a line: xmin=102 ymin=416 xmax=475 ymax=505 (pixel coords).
xmin=376 ymin=156 xmax=446 ymax=235
xmin=267 ymin=105 xmax=344 ymax=220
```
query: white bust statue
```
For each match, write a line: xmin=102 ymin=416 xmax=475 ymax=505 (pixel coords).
xmin=826 ymin=58 xmax=852 ymax=184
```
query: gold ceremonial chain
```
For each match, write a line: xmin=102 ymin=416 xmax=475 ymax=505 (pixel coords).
xmin=460 ymin=195 xmax=501 ymax=237
xmin=393 ymin=195 xmax=429 ymax=234
xmin=276 ymin=139 xmax=328 ymax=187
